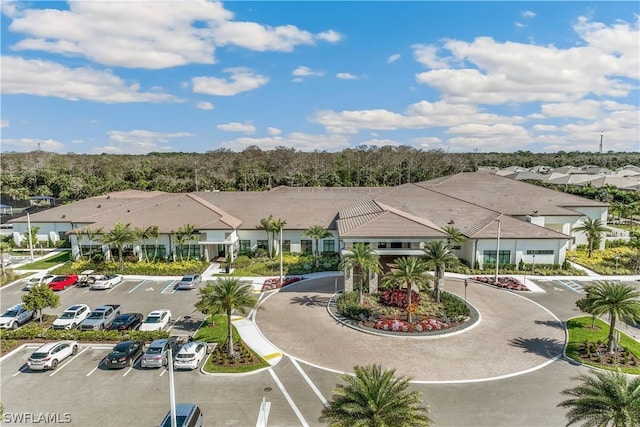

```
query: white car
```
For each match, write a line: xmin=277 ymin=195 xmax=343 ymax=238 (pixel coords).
xmin=90 ymin=274 xmax=124 ymax=290
xmin=28 ymin=341 xmax=79 ymax=370
xmin=23 ymin=274 xmax=55 ymax=291
xmin=51 ymin=304 xmax=91 ymax=330
xmin=139 ymin=310 xmax=172 ymax=332
xmin=173 ymin=341 xmax=208 ymax=370
xmin=0 ymin=304 xmax=34 ymax=329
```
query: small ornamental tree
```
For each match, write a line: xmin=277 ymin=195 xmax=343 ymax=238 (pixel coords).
xmin=21 ymin=284 xmax=60 ymax=323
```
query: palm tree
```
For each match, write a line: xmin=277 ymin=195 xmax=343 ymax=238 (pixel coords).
xmin=256 ymin=215 xmax=275 ymax=258
xmin=99 ymin=223 xmax=136 ymax=271
xmin=272 ymin=217 xmax=287 ymax=257
xmin=575 ymin=286 xmax=604 ymax=328
xmin=558 ymin=369 xmax=640 ymax=427
xmin=85 ymin=226 xmax=103 ymax=260
xmin=443 ymin=225 xmax=466 ymax=245
xmin=303 ymin=224 xmax=333 ymax=269
xmin=134 ymin=226 xmax=150 ymax=262
xmin=339 ymin=243 xmax=381 ymax=305
xmin=422 ymin=240 xmax=458 ymax=304
xmin=195 ymin=278 xmax=257 ymax=358
xmin=382 ymin=257 xmax=431 ymax=323
xmin=172 ymin=224 xmax=196 ymax=261
xmin=320 ymin=364 xmax=433 ymax=427
xmin=0 ymin=241 xmax=11 ymax=277
xmin=584 ymin=281 xmax=640 ymax=354
xmin=146 ymin=225 xmax=160 ymax=262
xmin=75 ymin=227 xmax=85 ymax=259
xmin=573 ymin=218 xmax=608 ymax=258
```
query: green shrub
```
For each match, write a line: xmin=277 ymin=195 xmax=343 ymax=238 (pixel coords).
xmin=0 ymin=324 xmax=169 ymax=342
xmin=337 ymin=292 xmax=373 ymax=320
xmin=234 ymin=255 xmax=251 ymax=268
xmin=439 ymin=291 xmax=471 ymax=318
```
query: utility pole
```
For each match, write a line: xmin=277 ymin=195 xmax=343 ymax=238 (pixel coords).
xmin=27 ymin=212 xmax=34 ymax=262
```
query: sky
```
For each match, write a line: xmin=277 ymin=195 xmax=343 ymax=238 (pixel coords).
xmin=0 ymin=1 xmax=639 ymax=155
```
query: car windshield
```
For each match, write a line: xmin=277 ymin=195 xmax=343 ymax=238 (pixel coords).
xmin=30 ymin=352 xmax=48 ymax=359
xmin=59 ymin=312 xmax=75 ymax=319
xmin=51 ymin=277 xmax=64 ymax=282
xmin=113 ymin=343 xmax=131 ymax=352
xmin=87 ymin=312 xmax=104 ymax=319
xmin=182 ymin=277 xmax=193 ymax=282
xmin=146 ymin=346 xmax=163 ymax=354
xmin=2 ymin=309 xmax=19 ymax=317
xmin=145 ymin=316 xmax=161 ymax=323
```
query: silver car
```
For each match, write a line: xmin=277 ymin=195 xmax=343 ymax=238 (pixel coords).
xmin=140 ymin=338 xmax=178 ymax=368
xmin=0 ymin=304 xmax=34 ymax=329
xmin=177 ymin=274 xmax=202 ymax=290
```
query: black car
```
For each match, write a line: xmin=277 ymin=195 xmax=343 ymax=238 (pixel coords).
xmin=104 ymin=340 xmax=144 ymax=369
xmin=108 ymin=313 xmax=143 ymax=331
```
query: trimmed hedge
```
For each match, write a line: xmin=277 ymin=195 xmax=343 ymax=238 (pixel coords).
xmin=337 ymin=291 xmax=373 ymax=319
xmin=0 ymin=323 xmax=169 ymax=342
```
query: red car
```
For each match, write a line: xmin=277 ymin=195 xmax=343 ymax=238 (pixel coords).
xmin=48 ymin=275 xmax=79 ymax=291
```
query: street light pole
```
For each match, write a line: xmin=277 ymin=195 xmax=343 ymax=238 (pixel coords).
xmin=168 ymin=348 xmax=177 ymax=427
xmin=494 ymin=219 xmax=501 ymax=284
xmin=279 ymin=225 xmax=283 ymax=285
xmin=26 ymin=212 xmax=34 ymax=262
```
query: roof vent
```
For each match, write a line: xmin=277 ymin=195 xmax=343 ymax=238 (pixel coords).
xmin=97 ymin=204 xmax=101 ymax=208
xmin=127 ymin=209 xmax=130 ymax=213
xmin=61 ymin=214 xmax=66 ymax=219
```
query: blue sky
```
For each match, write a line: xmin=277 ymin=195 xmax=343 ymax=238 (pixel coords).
xmin=1 ymin=1 xmax=638 ymax=154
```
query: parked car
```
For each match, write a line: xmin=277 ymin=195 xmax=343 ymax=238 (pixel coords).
xmin=108 ymin=313 xmax=143 ymax=331
xmin=90 ymin=274 xmax=124 ymax=290
xmin=159 ymin=404 xmax=203 ymax=427
xmin=104 ymin=340 xmax=145 ymax=369
xmin=51 ymin=304 xmax=91 ymax=330
xmin=79 ymin=304 xmax=122 ymax=330
xmin=139 ymin=309 xmax=172 ymax=332
xmin=0 ymin=304 xmax=34 ymax=329
xmin=75 ymin=270 xmax=96 ymax=287
xmin=177 ymin=274 xmax=202 ymax=290
xmin=48 ymin=275 xmax=79 ymax=291
xmin=28 ymin=340 xmax=79 ymax=371
xmin=173 ymin=341 xmax=208 ymax=370
xmin=23 ymin=274 xmax=55 ymax=291
xmin=141 ymin=338 xmax=178 ymax=368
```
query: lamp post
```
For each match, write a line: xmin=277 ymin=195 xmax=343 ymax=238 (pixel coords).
xmin=532 ymin=254 xmax=536 ymax=275
xmin=26 ymin=212 xmax=34 ymax=262
xmin=168 ymin=347 xmax=177 ymax=427
xmin=615 ymin=254 xmax=620 ymax=269
xmin=279 ymin=225 xmax=283 ymax=285
xmin=494 ymin=219 xmax=501 ymax=284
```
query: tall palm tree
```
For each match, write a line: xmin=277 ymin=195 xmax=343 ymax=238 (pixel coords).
xmin=172 ymin=224 xmax=196 ymax=261
xmin=584 ymin=281 xmax=640 ymax=354
xmin=134 ymin=226 xmax=150 ymax=262
xmin=272 ymin=217 xmax=287 ymax=256
xmin=573 ymin=218 xmax=608 ymax=258
xmin=195 ymin=278 xmax=257 ymax=358
xmin=558 ymin=369 xmax=640 ymax=427
xmin=0 ymin=241 xmax=11 ymax=277
xmin=382 ymin=257 xmax=431 ymax=323
xmin=320 ymin=364 xmax=433 ymax=427
xmin=256 ymin=215 xmax=275 ymax=258
xmin=75 ymin=227 xmax=85 ymax=259
xmin=146 ymin=225 xmax=160 ymax=262
xmin=339 ymin=243 xmax=381 ymax=305
xmin=443 ymin=225 xmax=466 ymax=246
xmin=85 ymin=226 xmax=103 ymax=260
xmin=99 ymin=223 xmax=136 ymax=271
xmin=422 ymin=240 xmax=458 ymax=304
xmin=303 ymin=224 xmax=333 ymax=269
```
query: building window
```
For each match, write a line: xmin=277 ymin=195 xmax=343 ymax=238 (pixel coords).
xmin=526 ymin=249 xmax=554 ymax=255
xmin=484 ymin=250 xmax=510 ymax=265
xmin=239 ymin=240 xmax=251 ymax=253
xmin=178 ymin=245 xmax=201 ymax=259
xmin=282 ymin=240 xmax=291 ymax=253
xmin=257 ymin=240 xmax=268 ymax=250
xmin=452 ymin=245 xmax=461 ymax=250
xmin=323 ymin=240 xmax=335 ymax=253
xmin=300 ymin=240 xmax=312 ymax=254
xmin=142 ymin=245 xmax=166 ymax=258
xmin=390 ymin=242 xmax=403 ymax=249
xmin=377 ymin=242 xmax=387 ymax=249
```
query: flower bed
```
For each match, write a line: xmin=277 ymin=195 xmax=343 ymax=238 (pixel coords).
xmin=261 ymin=276 xmax=304 ymax=291
xmin=473 ymin=276 xmax=529 ymax=291
xmin=373 ymin=317 xmax=449 ymax=332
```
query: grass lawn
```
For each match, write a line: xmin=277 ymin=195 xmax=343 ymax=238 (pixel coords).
xmin=566 ymin=316 xmax=640 ymax=374
xmin=194 ymin=315 xmax=269 ymax=373
xmin=15 ymin=251 xmax=71 ymax=270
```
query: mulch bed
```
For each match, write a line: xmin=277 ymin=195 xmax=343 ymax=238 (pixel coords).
xmin=207 ymin=342 xmax=261 ymax=367
xmin=577 ymin=341 xmax=639 ymax=368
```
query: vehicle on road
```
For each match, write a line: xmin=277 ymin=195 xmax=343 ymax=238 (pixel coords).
xmin=76 ymin=270 xmax=96 ymax=287
xmin=159 ymin=404 xmax=203 ymax=427
xmin=177 ymin=274 xmax=202 ymax=290
xmin=173 ymin=341 xmax=208 ymax=370
xmin=48 ymin=275 xmax=79 ymax=291
xmin=79 ymin=304 xmax=122 ymax=330
xmin=23 ymin=274 xmax=55 ymax=291
xmin=104 ymin=340 xmax=145 ymax=369
xmin=0 ymin=304 xmax=34 ymax=329
xmin=90 ymin=274 xmax=124 ymax=290
xmin=28 ymin=341 xmax=79 ymax=371
xmin=141 ymin=338 xmax=178 ymax=368
xmin=51 ymin=304 xmax=91 ymax=330
xmin=108 ymin=313 xmax=143 ymax=331
xmin=139 ymin=309 xmax=172 ymax=332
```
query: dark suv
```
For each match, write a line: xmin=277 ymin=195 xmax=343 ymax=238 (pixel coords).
xmin=108 ymin=313 xmax=143 ymax=331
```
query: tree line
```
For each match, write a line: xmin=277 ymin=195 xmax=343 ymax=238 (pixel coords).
xmin=1 ymin=148 xmax=639 ymax=201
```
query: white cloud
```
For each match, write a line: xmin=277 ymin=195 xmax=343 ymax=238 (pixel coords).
xmin=1 ymin=120 xmax=9 ymax=128
xmin=522 ymin=11 xmax=536 ymax=19
xmin=539 ymin=100 xmax=602 ymax=120
xmin=411 ymin=136 xmax=443 ymax=149
xmin=217 ymin=121 xmax=256 ymax=134
xmin=445 ymin=124 xmax=532 ymax=152
xmin=336 ymin=72 xmax=357 ymax=80
xmin=196 ymin=101 xmax=214 ymax=110
xmin=1 ymin=56 xmax=180 ymax=103
xmin=532 ymin=124 xmax=558 ymax=132
xmin=6 ymin=2 xmax=342 ymax=69
xmin=267 ymin=127 xmax=282 ymax=136
xmin=192 ymin=67 xmax=269 ymax=96
xmin=103 ymin=130 xmax=193 ymax=154
xmin=412 ymin=44 xmax=451 ymax=69
xmin=360 ymin=138 xmax=401 ymax=147
xmin=220 ymin=132 xmax=350 ymax=152
xmin=293 ymin=66 xmax=324 ymax=77
xmin=387 ymin=53 xmax=401 ymax=63
xmin=1 ymin=138 xmax=64 ymax=152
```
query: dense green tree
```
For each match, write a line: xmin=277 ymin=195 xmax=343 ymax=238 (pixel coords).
xmin=320 ymin=364 xmax=433 ymax=427
xmin=382 ymin=257 xmax=431 ymax=323
xmin=422 ymin=240 xmax=459 ymax=303
xmin=195 ymin=278 xmax=257 ymax=358
xmin=339 ymin=243 xmax=381 ymax=305
xmin=21 ymin=284 xmax=60 ymax=323
xmin=558 ymin=369 xmax=640 ymax=427
xmin=99 ymin=223 xmax=136 ymax=271
xmin=443 ymin=225 xmax=466 ymax=245
xmin=0 ymin=242 xmax=11 ymax=277
xmin=573 ymin=218 xmax=609 ymax=258
xmin=303 ymin=224 xmax=333 ymax=269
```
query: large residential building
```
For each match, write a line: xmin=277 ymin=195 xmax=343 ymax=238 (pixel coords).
xmin=9 ymin=172 xmax=608 ymax=270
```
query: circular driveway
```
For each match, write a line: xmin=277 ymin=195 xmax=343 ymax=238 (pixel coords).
xmin=254 ymin=277 xmax=566 ymax=382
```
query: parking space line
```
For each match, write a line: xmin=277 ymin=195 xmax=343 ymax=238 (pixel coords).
xmin=166 ymin=315 xmax=181 ymax=332
xmin=50 ymin=346 xmax=90 ymax=377
xmin=12 ymin=365 xmax=28 ymax=377
xmin=268 ymin=368 xmax=309 ymax=427
xmin=159 ymin=368 xmax=166 ymax=377
xmin=289 ymin=358 xmax=328 ymax=407
xmin=106 ymin=281 xmax=126 ymax=294
xmin=161 ymin=280 xmax=177 ymax=294
xmin=86 ymin=360 xmax=103 ymax=376
xmin=128 ymin=280 xmax=147 ymax=294
xmin=557 ymin=280 xmax=585 ymax=294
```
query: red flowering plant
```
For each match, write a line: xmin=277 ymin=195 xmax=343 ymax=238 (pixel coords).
xmin=473 ymin=276 xmax=529 ymax=291
xmin=379 ymin=288 xmax=421 ymax=309
xmin=261 ymin=276 xmax=303 ymax=291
